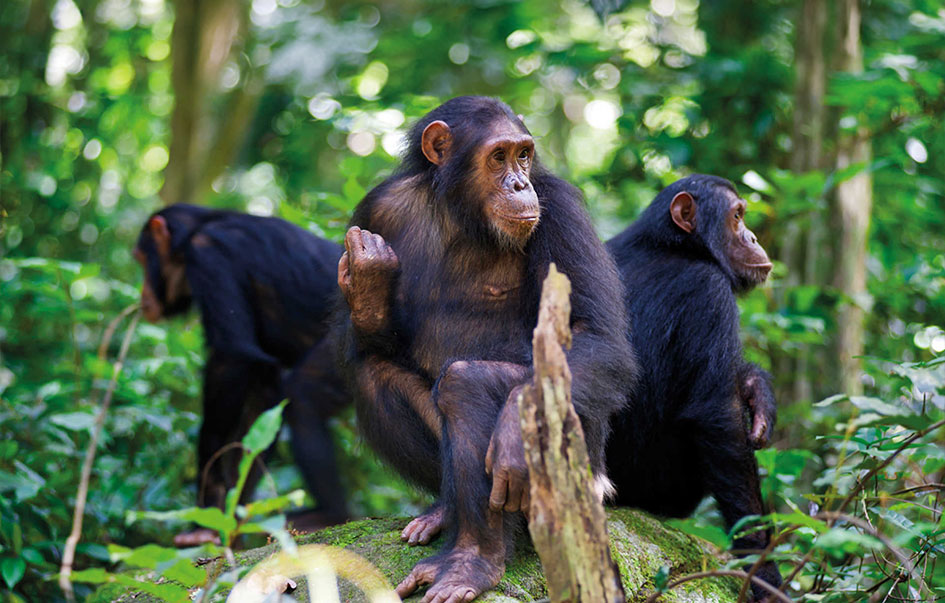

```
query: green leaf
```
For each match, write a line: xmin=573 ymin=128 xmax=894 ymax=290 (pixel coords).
xmin=653 ymin=565 xmax=671 ymax=591
xmin=1 ymin=557 xmax=26 ymax=589
xmin=814 ymin=394 xmax=847 ymax=407
xmin=19 ymin=548 xmax=44 ymax=566
xmin=241 ymin=400 xmax=287 ymax=453
xmin=68 ymin=567 xmax=112 ymax=584
xmin=241 ymin=489 xmax=306 ymax=517
xmin=49 ymin=412 xmax=96 ymax=431
xmin=0 ymin=441 xmax=19 ymax=460
xmin=666 ymin=518 xmax=731 ymax=548
xmin=160 ymin=558 xmax=206 ymax=587
xmin=112 ymin=573 xmax=190 ymax=603
xmin=814 ymin=528 xmax=883 ymax=559
xmin=769 ymin=512 xmax=829 ymax=533
xmin=123 ymin=544 xmax=177 ymax=569
xmin=130 ymin=507 xmax=236 ymax=534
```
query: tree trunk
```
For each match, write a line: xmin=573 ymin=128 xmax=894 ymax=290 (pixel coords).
xmin=160 ymin=0 xmax=258 ymax=206
xmin=830 ymin=0 xmax=872 ymax=395
xmin=518 ymin=264 xmax=626 ymax=603
xmin=777 ymin=0 xmax=829 ymax=405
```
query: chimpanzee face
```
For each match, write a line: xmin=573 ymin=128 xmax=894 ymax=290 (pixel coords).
xmin=475 ymin=122 xmax=540 ymax=244
xmin=421 ymin=118 xmax=540 ymax=249
xmin=723 ymin=191 xmax=772 ymax=287
xmin=134 ymin=216 xmax=191 ymax=323
xmin=133 ymin=247 xmax=164 ymax=323
xmin=669 ymin=186 xmax=772 ymax=292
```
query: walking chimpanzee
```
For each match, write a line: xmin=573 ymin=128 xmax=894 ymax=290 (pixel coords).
xmin=336 ymin=96 xmax=634 ymax=602
xmin=606 ymin=174 xmax=781 ymax=599
xmin=134 ymin=204 xmax=349 ymax=546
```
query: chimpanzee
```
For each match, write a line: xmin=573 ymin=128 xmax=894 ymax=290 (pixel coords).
xmin=336 ymin=96 xmax=634 ymax=602
xmin=605 ymin=174 xmax=781 ymax=598
xmin=133 ymin=205 xmax=349 ymax=546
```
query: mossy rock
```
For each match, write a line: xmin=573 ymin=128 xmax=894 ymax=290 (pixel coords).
xmin=89 ymin=509 xmax=740 ymax=602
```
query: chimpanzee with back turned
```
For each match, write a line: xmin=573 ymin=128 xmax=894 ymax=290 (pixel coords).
xmin=133 ymin=205 xmax=349 ymax=546
xmin=606 ymin=174 xmax=781 ymax=599
xmin=336 ymin=96 xmax=634 ymax=602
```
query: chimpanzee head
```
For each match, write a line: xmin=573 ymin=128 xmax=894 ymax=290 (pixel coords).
xmin=403 ymin=96 xmax=540 ymax=250
xmin=644 ymin=174 xmax=772 ymax=292
xmin=133 ymin=207 xmax=200 ymax=322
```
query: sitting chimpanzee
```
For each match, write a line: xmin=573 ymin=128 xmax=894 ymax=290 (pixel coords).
xmin=134 ymin=205 xmax=349 ymax=546
xmin=606 ymin=174 xmax=781 ymax=598
xmin=336 ymin=96 xmax=634 ymax=602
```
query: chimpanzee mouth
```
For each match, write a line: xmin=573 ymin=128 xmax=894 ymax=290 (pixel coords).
xmin=498 ymin=213 xmax=539 ymax=223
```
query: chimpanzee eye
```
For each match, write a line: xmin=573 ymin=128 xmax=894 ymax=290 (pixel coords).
xmin=492 ymin=149 xmax=506 ymax=162
xmin=518 ymin=148 xmax=530 ymax=161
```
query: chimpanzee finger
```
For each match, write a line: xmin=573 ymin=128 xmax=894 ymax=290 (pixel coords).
xmin=337 ymin=252 xmax=350 ymax=289
xmin=371 ymin=233 xmax=389 ymax=262
xmin=344 ymin=226 xmax=364 ymax=255
xmin=504 ymin=472 xmax=525 ymax=512
xmin=489 ymin=470 xmax=508 ymax=511
xmin=372 ymin=233 xmax=386 ymax=253
xmin=359 ymin=229 xmax=379 ymax=258
xmin=750 ymin=416 xmax=769 ymax=449
xmin=383 ymin=242 xmax=398 ymax=265
xmin=484 ymin=441 xmax=494 ymax=475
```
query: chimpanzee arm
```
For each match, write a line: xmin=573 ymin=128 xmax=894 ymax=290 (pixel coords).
xmin=357 ymin=356 xmax=441 ymax=439
xmin=185 ymin=238 xmax=277 ymax=364
xmin=736 ymin=362 xmax=777 ymax=449
xmin=530 ymin=172 xmax=637 ymax=474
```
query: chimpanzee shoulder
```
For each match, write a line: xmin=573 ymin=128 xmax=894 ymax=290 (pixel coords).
xmin=527 ymin=169 xmax=626 ymax=335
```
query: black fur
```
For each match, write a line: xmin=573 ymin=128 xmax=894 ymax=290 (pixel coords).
xmin=606 ymin=174 xmax=781 ymax=598
xmin=137 ymin=205 xmax=350 ymax=524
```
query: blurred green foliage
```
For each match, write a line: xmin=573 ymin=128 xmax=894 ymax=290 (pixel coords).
xmin=1 ymin=0 xmax=944 ymax=601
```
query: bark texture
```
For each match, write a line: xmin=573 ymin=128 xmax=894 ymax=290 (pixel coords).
xmin=518 ymin=263 xmax=626 ymax=603
xmin=831 ymin=0 xmax=872 ymax=395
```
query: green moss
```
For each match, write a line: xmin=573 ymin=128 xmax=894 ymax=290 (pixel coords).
xmin=89 ymin=510 xmax=741 ymax=602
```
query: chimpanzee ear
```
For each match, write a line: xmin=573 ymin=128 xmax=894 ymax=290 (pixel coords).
xmin=669 ymin=192 xmax=697 ymax=234
xmin=149 ymin=215 xmax=172 ymax=257
xmin=421 ymin=120 xmax=452 ymax=166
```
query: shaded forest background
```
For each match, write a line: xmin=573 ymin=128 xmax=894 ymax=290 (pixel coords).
xmin=0 ymin=0 xmax=944 ymax=601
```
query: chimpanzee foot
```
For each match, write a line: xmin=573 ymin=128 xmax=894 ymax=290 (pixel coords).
xmin=173 ymin=528 xmax=220 ymax=547
xmin=396 ymin=548 xmax=504 ymax=603
xmin=401 ymin=504 xmax=446 ymax=546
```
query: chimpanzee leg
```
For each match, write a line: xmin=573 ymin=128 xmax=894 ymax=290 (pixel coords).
xmin=353 ymin=356 xmax=442 ymax=493
xmin=697 ymin=415 xmax=781 ymax=600
xmin=397 ymin=360 xmax=529 ymax=603
xmin=197 ymin=353 xmax=281 ymax=508
xmin=176 ymin=353 xmax=280 ymax=547
xmin=284 ymin=338 xmax=351 ymax=529
xmin=285 ymin=401 xmax=349 ymax=527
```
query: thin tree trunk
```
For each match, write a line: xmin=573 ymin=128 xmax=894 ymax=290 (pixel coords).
xmin=160 ymin=0 xmax=257 ymax=206
xmin=777 ymin=0 xmax=828 ymax=405
xmin=831 ymin=0 xmax=872 ymax=394
xmin=519 ymin=264 xmax=626 ymax=603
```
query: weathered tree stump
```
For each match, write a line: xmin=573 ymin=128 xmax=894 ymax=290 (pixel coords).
xmin=518 ymin=263 xmax=626 ymax=603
